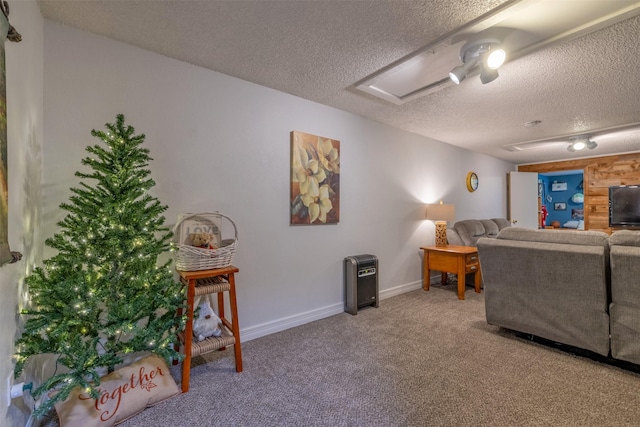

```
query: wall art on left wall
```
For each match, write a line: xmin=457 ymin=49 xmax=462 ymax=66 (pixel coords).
xmin=0 ymin=11 xmax=11 ymax=265
xmin=0 ymin=3 xmax=22 ymax=266
xmin=290 ymin=131 xmax=340 ymax=225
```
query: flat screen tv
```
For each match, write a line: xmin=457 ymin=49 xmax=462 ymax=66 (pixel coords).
xmin=609 ymin=185 xmax=640 ymax=227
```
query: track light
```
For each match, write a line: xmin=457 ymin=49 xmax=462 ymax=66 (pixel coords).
xmin=449 ymin=37 xmax=506 ymax=85
xmin=486 ymin=48 xmax=506 ymax=70
xmin=449 ymin=57 xmax=479 ymax=84
xmin=567 ymin=136 xmax=597 ymax=152
xmin=480 ymin=64 xmax=499 ymax=84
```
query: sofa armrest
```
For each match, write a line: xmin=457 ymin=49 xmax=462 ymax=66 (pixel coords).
xmin=446 ymin=228 xmax=464 ymax=246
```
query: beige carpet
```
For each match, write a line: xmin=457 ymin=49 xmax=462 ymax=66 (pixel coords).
xmin=44 ymin=284 xmax=640 ymax=426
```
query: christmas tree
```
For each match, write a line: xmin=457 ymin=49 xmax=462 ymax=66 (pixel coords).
xmin=14 ymin=114 xmax=185 ymax=416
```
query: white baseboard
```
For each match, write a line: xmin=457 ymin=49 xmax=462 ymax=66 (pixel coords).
xmin=240 ymin=280 xmax=423 ymax=343
xmin=240 ymin=302 xmax=344 ymax=342
xmin=379 ymin=280 xmax=422 ymax=299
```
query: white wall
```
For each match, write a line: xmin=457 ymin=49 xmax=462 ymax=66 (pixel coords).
xmin=41 ymin=20 xmax=515 ymax=343
xmin=0 ymin=2 xmax=43 ymax=426
xmin=454 ymin=148 xmax=512 ymax=221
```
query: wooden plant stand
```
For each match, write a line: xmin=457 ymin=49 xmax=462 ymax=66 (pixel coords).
xmin=175 ymin=266 xmax=243 ymax=392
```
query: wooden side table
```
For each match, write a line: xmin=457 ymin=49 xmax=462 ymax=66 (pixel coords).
xmin=420 ymin=246 xmax=481 ymax=300
xmin=176 ymin=266 xmax=243 ymax=392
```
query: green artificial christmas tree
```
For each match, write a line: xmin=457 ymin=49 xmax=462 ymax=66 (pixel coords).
xmin=14 ymin=114 xmax=185 ymax=416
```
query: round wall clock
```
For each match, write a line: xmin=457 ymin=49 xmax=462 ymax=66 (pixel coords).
xmin=466 ymin=172 xmax=479 ymax=192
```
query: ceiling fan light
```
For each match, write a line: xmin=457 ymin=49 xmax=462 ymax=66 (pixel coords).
xmin=586 ymin=140 xmax=598 ymax=149
xmin=486 ymin=48 xmax=506 ymax=69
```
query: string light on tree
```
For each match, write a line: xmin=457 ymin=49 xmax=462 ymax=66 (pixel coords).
xmin=14 ymin=115 xmax=186 ymax=417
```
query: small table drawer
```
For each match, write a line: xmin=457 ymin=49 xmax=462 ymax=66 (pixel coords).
xmin=466 ymin=263 xmax=480 ymax=273
xmin=465 ymin=253 xmax=480 ymax=274
xmin=466 ymin=253 xmax=479 ymax=265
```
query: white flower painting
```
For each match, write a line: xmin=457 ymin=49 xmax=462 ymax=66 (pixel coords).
xmin=290 ymin=131 xmax=340 ymax=225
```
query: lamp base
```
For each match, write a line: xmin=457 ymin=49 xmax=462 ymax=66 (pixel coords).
xmin=435 ymin=221 xmax=448 ymax=247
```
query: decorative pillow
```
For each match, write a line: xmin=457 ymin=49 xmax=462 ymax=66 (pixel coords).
xmin=55 ymin=354 xmax=179 ymax=427
xmin=563 ymin=220 xmax=580 ymax=229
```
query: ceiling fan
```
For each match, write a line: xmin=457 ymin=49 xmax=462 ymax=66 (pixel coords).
xmin=502 ymin=123 xmax=640 ymax=153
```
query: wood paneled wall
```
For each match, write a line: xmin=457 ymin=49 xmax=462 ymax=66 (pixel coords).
xmin=518 ymin=153 xmax=640 ymax=233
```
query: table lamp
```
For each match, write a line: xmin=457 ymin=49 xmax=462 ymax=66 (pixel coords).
xmin=426 ymin=201 xmax=455 ymax=247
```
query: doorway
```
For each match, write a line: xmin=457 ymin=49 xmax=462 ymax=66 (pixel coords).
xmin=539 ymin=170 xmax=584 ymax=229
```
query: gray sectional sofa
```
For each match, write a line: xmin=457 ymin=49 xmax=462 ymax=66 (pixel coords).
xmin=477 ymin=227 xmax=640 ymax=363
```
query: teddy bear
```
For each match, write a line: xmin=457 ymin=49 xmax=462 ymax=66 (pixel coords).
xmin=192 ymin=302 xmax=222 ymax=341
xmin=189 ymin=232 xmax=217 ymax=249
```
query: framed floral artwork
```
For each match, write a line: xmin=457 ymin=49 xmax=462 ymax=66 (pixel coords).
xmin=290 ymin=131 xmax=340 ymax=225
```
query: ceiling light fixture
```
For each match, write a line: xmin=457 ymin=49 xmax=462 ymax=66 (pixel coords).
xmin=449 ymin=58 xmax=478 ymax=85
xmin=449 ymin=37 xmax=506 ymax=85
xmin=480 ymin=66 xmax=499 ymax=84
xmin=567 ymin=136 xmax=597 ymax=152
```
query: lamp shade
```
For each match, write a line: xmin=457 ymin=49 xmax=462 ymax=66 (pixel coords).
xmin=425 ymin=202 xmax=455 ymax=222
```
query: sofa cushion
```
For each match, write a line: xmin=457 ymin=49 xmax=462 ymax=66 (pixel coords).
xmin=610 ymin=229 xmax=640 ymax=246
xmin=479 ymin=220 xmax=500 ymax=238
xmin=447 ymin=218 xmax=510 ymax=246
xmin=454 ymin=220 xmax=486 ymax=246
xmin=490 ymin=218 xmax=511 ymax=230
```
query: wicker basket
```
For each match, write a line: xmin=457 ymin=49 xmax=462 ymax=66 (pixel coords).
xmin=173 ymin=212 xmax=238 ymax=271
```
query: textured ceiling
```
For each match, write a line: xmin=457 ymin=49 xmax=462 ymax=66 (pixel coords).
xmin=37 ymin=0 xmax=640 ymax=165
